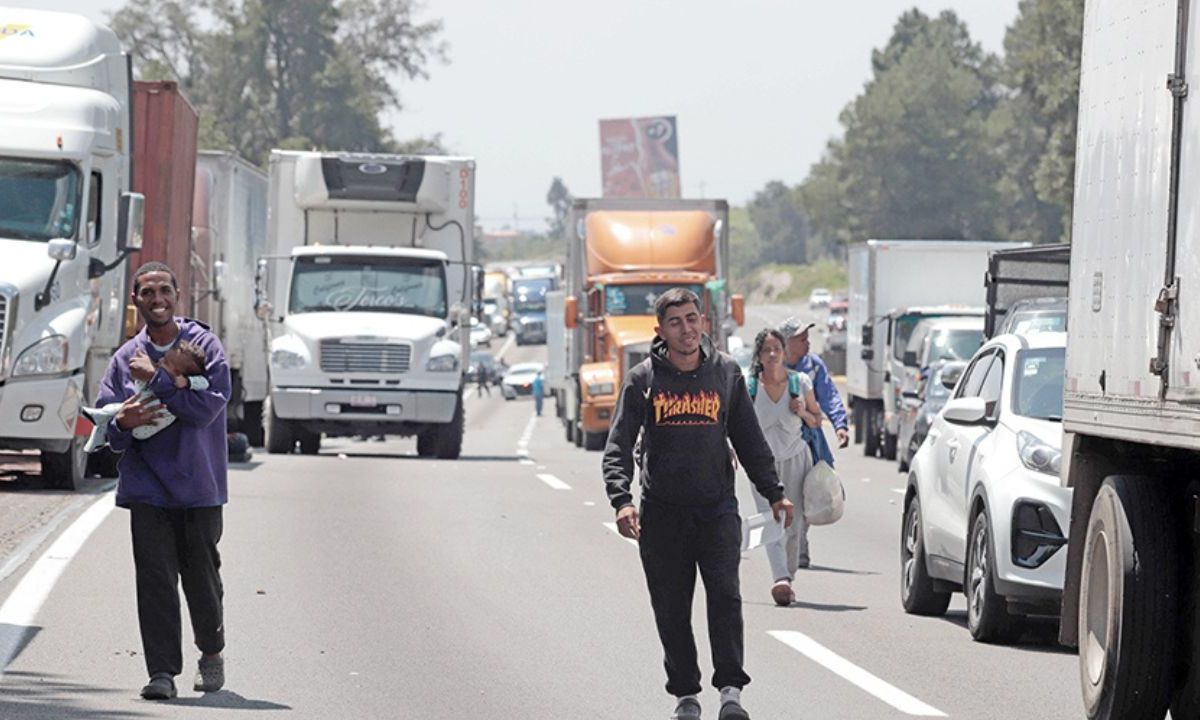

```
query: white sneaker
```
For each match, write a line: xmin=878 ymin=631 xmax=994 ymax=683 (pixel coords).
xmin=672 ymin=696 xmax=701 ymax=719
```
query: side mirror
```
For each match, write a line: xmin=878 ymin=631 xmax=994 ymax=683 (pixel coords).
xmin=47 ymin=238 xmax=77 ymax=261
xmin=861 ymin=348 xmax=874 ymax=361
xmin=940 ymin=364 xmax=966 ymax=390
xmin=903 ymin=350 xmax=918 ymax=367
xmin=213 ymin=260 xmax=228 ymax=301
xmin=862 ymin=324 xmax=874 ymax=346
xmin=117 ymin=192 xmax=145 ymax=252
xmin=564 ymin=296 xmax=578 ymax=329
xmin=942 ymin=396 xmax=988 ymax=425
xmin=731 ymin=294 xmax=745 ymax=327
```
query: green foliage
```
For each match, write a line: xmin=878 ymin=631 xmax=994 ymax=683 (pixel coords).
xmin=478 ymin=233 xmax=564 ymax=265
xmin=109 ymin=0 xmax=446 ymax=164
xmin=748 ymin=181 xmax=809 ymax=265
xmin=545 ymin=178 xmax=573 ymax=240
xmin=743 ymin=261 xmax=848 ymax=305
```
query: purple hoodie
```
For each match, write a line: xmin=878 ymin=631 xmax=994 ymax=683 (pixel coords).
xmin=95 ymin=317 xmax=230 ymax=508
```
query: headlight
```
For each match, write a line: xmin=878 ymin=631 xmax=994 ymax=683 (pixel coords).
xmin=271 ymin=348 xmax=308 ymax=370
xmin=587 ymin=381 xmax=615 ymax=396
xmin=1017 ymin=430 xmax=1061 ymax=476
xmin=13 ymin=335 xmax=68 ymax=377
xmin=426 ymin=353 xmax=459 ymax=372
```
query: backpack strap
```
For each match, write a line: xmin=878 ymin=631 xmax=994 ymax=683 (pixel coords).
xmin=788 ymin=371 xmax=801 ymax=399
xmin=748 ymin=375 xmax=758 ymax=400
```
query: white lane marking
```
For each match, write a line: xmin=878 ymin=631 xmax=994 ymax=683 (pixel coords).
xmin=861 ymin=477 xmax=872 ymax=483
xmin=0 ymin=482 xmax=114 ymax=585
xmin=891 ymin=489 xmax=906 ymax=495
xmin=768 ymin=631 xmax=947 ymax=717
xmin=0 ymin=493 xmax=116 ymax=674
xmin=603 ymin=522 xmax=638 ymax=547
xmin=583 ymin=501 xmax=596 ymax=507
xmin=537 ymin=473 xmax=571 ymax=491
xmin=519 ymin=459 xmax=535 ymax=466
xmin=494 ymin=333 xmax=517 ymax=362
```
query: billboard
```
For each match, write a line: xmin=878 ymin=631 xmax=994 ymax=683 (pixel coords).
xmin=599 ymin=116 xmax=680 ymax=198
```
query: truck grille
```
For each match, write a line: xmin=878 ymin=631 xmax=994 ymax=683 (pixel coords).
xmin=320 ymin=340 xmax=412 ymax=374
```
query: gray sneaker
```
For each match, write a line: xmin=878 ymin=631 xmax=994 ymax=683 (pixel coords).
xmin=719 ymin=700 xmax=750 ymax=720
xmin=140 ymin=673 xmax=176 ymax=700
xmin=672 ymin=697 xmax=702 ymax=719
xmin=193 ymin=654 xmax=225 ymax=692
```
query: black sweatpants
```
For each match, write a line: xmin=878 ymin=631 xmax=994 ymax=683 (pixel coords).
xmin=638 ymin=499 xmax=750 ymax=697
xmin=129 ymin=504 xmax=225 ymax=679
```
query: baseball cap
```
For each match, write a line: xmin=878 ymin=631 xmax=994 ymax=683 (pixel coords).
xmin=779 ymin=317 xmax=817 ymax=339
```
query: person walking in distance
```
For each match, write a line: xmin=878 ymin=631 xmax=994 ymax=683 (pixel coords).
xmin=603 ymin=288 xmax=794 ymax=720
xmin=532 ymin=370 xmax=545 ymax=416
xmin=781 ymin=317 xmax=849 ymax=450
xmin=94 ymin=261 xmax=231 ymax=701
xmin=747 ymin=328 xmax=822 ymax=605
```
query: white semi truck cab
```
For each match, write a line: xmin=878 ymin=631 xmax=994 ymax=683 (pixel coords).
xmin=260 ymin=151 xmax=475 ymax=458
xmin=0 ymin=8 xmax=144 ymax=488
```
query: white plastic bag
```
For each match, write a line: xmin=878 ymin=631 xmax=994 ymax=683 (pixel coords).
xmin=804 ymin=461 xmax=845 ymax=525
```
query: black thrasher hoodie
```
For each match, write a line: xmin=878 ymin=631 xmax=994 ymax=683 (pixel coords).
xmin=602 ymin=334 xmax=784 ymax=510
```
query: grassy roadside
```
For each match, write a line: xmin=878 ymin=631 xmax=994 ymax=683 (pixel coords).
xmin=744 ymin=259 xmax=848 ymax=305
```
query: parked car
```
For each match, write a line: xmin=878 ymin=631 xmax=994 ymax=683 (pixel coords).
xmin=896 ymin=360 xmax=966 ymax=473
xmin=995 ymin=296 xmax=1067 ymax=337
xmin=467 ymin=351 xmax=504 ymax=386
xmin=809 ymin=287 xmax=833 ymax=309
xmin=501 ymin=362 xmax=545 ymax=400
xmin=900 ymin=331 xmax=1070 ymax=643
xmin=481 ymin=298 xmax=508 ymax=337
xmin=469 ymin=317 xmax=493 ymax=348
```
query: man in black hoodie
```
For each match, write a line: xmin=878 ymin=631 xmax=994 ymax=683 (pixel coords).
xmin=603 ymin=288 xmax=794 ymax=720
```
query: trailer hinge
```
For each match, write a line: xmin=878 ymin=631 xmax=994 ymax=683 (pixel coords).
xmin=1169 ymin=73 xmax=1190 ymax=98
xmin=1151 ymin=278 xmax=1181 ymax=376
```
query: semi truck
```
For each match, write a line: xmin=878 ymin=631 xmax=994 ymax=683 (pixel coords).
xmin=847 ymin=240 xmax=1024 ymax=459
xmin=559 ymin=198 xmax=742 ymax=451
xmin=511 ymin=273 xmax=556 ymax=346
xmin=0 ymin=8 xmax=149 ymax=488
xmin=1058 ymin=4 xmax=1200 ymax=718
xmin=258 ymin=150 xmax=476 ymax=458
xmin=192 ymin=150 xmax=270 ymax=445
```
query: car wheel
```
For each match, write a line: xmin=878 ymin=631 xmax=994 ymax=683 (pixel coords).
xmin=966 ymin=510 xmax=1020 ymax=643
xmin=900 ymin=495 xmax=951 ymax=616
xmin=1080 ymin=477 xmax=1178 ymax=720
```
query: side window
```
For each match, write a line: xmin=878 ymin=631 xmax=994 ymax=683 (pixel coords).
xmin=956 ymin=351 xmax=994 ymax=399
xmin=87 ymin=172 xmax=102 ymax=246
xmin=978 ymin=351 xmax=1006 ymax=419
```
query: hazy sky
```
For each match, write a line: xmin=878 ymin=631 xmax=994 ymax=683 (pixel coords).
xmin=21 ymin=1 xmax=1019 ymax=231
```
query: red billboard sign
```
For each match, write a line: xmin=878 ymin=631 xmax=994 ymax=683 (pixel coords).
xmin=599 ymin=116 xmax=680 ymax=198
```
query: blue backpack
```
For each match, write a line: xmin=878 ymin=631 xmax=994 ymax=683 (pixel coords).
xmin=748 ymin=372 xmax=803 ymax=401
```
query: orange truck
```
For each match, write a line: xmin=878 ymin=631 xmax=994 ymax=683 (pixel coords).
xmin=555 ymin=199 xmax=743 ymax=451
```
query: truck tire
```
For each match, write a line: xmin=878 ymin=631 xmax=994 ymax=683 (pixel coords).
xmin=883 ymin=431 xmax=898 ymax=461
xmin=1078 ymin=476 xmax=1178 ymax=720
xmin=264 ymin=398 xmax=295 ymax=454
xmin=87 ymin=447 xmax=121 ymax=479
xmin=242 ymin=401 xmax=265 ymax=448
xmin=41 ymin=435 xmax=87 ymax=491
xmin=565 ymin=419 xmax=575 ymax=444
xmin=433 ymin=395 xmax=464 ymax=459
xmin=863 ymin=408 xmax=880 ymax=457
xmin=853 ymin=405 xmax=863 ymax=444
xmin=966 ymin=510 xmax=1020 ymax=643
xmin=584 ymin=430 xmax=606 ymax=452
xmin=416 ymin=431 xmax=436 ymax=457
xmin=298 ymin=431 xmax=321 ymax=455
xmin=900 ymin=495 xmax=951 ymax=616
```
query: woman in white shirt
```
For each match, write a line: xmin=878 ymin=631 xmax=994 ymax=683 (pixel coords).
xmin=749 ymin=327 xmax=823 ymax=606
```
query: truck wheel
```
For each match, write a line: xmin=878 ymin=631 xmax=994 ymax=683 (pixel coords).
xmin=41 ymin=435 xmax=87 ymax=491
xmin=86 ymin=447 xmax=121 ymax=479
xmin=883 ymin=431 xmax=898 ymax=461
xmin=298 ymin=431 xmax=321 ymax=455
xmin=853 ymin=406 xmax=863 ymax=444
xmin=565 ymin=420 xmax=575 ymax=444
xmin=433 ymin=395 xmax=464 ymax=459
xmin=574 ymin=421 xmax=584 ymax=448
xmin=242 ymin=401 xmax=265 ymax=448
xmin=966 ymin=510 xmax=1020 ymax=643
xmin=584 ymin=430 xmax=606 ymax=452
xmin=863 ymin=408 xmax=880 ymax=457
xmin=900 ymin=495 xmax=951 ymax=616
xmin=1079 ymin=476 xmax=1178 ymax=720
xmin=416 ymin=431 xmax=436 ymax=457
xmin=264 ymin=398 xmax=295 ymax=454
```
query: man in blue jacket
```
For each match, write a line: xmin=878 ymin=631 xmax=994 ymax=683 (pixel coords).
xmin=95 ymin=262 xmax=231 ymax=701
xmin=779 ymin=317 xmax=849 ymax=449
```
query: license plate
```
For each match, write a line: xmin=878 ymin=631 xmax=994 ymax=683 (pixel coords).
xmin=349 ymin=394 xmax=378 ymax=407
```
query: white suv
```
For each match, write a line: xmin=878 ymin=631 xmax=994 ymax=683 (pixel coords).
xmin=899 ymin=332 xmax=1071 ymax=643
xmin=808 ymin=287 xmax=832 ymax=309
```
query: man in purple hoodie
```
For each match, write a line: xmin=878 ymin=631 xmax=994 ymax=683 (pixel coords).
xmin=94 ymin=261 xmax=230 ymax=701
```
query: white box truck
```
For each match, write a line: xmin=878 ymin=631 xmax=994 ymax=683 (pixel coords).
xmin=259 ymin=150 xmax=476 ymax=458
xmin=192 ymin=151 xmax=269 ymax=445
xmin=0 ymin=8 xmax=145 ymax=488
xmin=1058 ymin=3 xmax=1200 ymax=718
xmin=847 ymin=240 xmax=1024 ymax=459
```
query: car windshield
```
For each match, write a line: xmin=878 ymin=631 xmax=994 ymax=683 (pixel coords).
xmin=605 ymin=283 xmax=703 ymax=316
xmin=0 ymin=158 xmax=81 ymax=241
xmin=289 ymin=255 xmax=447 ymax=318
xmin=1012 ymin=347 xmax=1066 ymax=421
xmin=930 ymin=329 xmax=983 ymax=362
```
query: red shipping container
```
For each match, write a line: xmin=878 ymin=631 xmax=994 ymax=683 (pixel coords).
xmin=128 ymin=81 xmax=199 ymax=332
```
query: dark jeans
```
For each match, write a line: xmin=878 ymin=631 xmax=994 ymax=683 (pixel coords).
xmin=129 ymin=504 xmax=225 ymax=679
xmin=638 ymin=499 xmax=750 ymax=697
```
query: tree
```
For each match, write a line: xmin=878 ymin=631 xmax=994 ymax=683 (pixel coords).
xmin=545 ymin=177 xmax=573 ymax=240
xmin=109 ymin=0 xmax=446 ymax=164
xmin=748 ymin=181 xmax=810 ymax=265
xmin=992 ymin=0 xmax=1085 ymax=243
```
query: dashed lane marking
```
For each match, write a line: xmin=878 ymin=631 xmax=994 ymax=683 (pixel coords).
xmin=768 ymin=630 xmax=947 ymax=717
xmin=536 ymin=473 xmax=571 ymax=491
xmin=891 ymin=489 xmax=906 ymax=495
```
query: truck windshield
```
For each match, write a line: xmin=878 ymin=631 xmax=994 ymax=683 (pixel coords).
xmin=1012 ymin=347 xmax=1065 ymax=421
xmin=930 ymin=329 xmax=984 ymax=363
xmin=289 ymin=256 xmax=447 ymax=318
xmin=605 ymin=283 xmax=704 ymax=316
xmin=0 ymin=159 xmax=81 ymax=241
xmin=513 ymin=278 xmax=553 ymax=312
